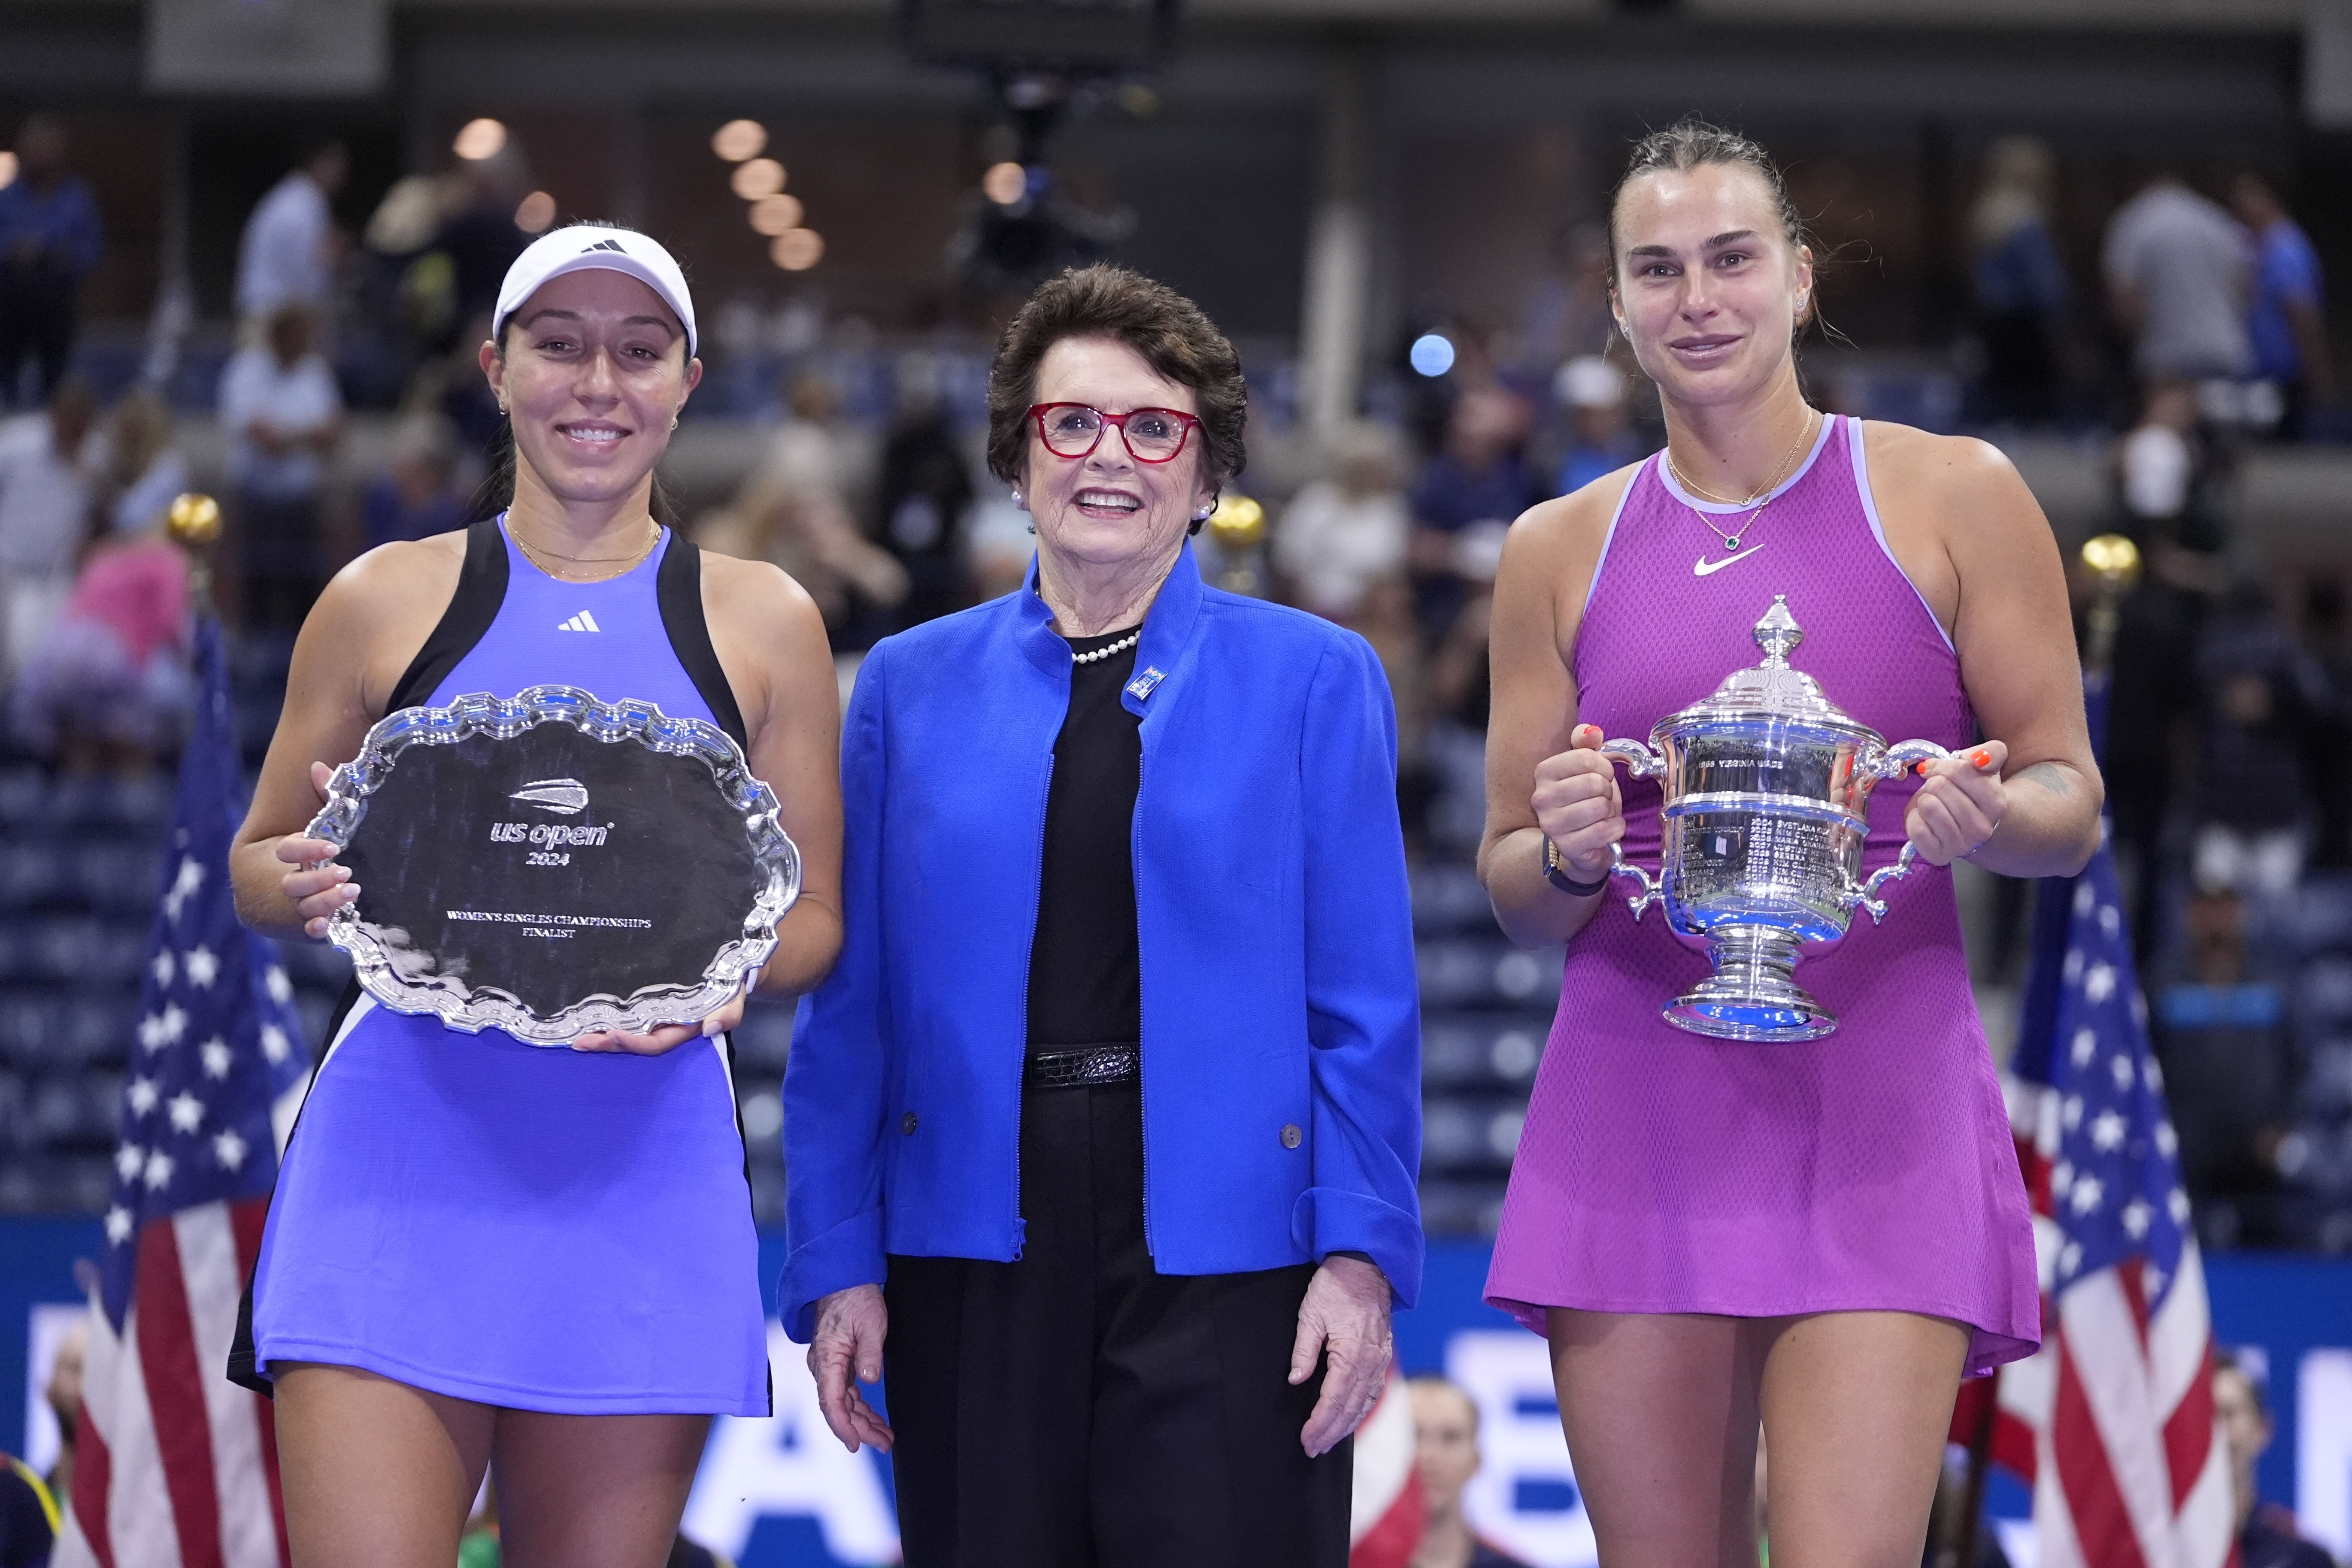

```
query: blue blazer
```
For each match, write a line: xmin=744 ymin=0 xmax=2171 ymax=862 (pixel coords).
xmin=780 ymin=545 xmax=1423 ymax=1341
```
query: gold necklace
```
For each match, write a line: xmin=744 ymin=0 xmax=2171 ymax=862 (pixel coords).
xmin=1665 ymin=409 xmax=1819 ymax=554
xmin=510 ymin=518 xmax=661 ymax=583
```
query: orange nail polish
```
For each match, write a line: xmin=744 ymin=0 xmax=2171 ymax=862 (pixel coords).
xmin=1972 ymin=750 xmax=1992 ymax=768
xmin=1916 ymin=760 xmax=1932 ymax=776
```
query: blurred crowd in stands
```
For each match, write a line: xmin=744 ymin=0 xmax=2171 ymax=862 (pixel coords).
xmin=0 ymin=115 xmax=2348 ymax=1254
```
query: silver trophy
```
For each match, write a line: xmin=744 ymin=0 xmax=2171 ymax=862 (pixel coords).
xmin=1597 ymin=596 xmax=1951 ymax=1042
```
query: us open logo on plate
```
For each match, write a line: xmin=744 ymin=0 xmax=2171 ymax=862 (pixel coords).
xmin=510 ymin=778 xmax=588 ymax=815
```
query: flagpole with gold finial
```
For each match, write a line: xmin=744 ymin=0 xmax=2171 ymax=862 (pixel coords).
xmin=166 ymin=491 xmax=223 ymax=617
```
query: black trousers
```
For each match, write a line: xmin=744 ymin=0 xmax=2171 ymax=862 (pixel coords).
xmin=884 ymin=1084 xmax=1352 ymax=1568
xmin=0 ymin=265 xmax=76 ymax=406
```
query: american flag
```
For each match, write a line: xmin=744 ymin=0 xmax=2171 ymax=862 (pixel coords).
xmin=54 ymin=616 xmax=308 ymax=1568
xmin=1960 ymin=829 xmax=2235 ymax=1568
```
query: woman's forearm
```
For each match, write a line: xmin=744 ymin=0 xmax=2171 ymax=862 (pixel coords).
xmin=1481 ymin=826 xmax=1610 ymax=950
xmin=1960 ymin=760 xmax=2103 ymax=879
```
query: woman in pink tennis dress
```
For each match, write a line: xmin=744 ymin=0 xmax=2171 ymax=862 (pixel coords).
xmin=1479 ymin=120 xmax=2104 ymax=1568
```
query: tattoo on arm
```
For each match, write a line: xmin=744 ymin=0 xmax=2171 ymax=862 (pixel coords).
xmin=2015 ymin=761 xmax=2071 ymax=796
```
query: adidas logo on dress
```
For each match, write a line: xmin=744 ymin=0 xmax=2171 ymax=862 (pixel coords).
xmin=557 ymin=611 xmax=602 ymax=632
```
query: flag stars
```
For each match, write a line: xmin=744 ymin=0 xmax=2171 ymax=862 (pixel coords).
xmin=127 ymin=1078 xmax=158 ymax=1117
xmin=212 ymin=1128 xmax=249 ymax=1171
xmin=2144 ymin=1263 xmax=2167 ymax=1300
xmin=2060 ymin=1240 xmax=2083 ymax=1277
xmin=2110 ymin=1054 xmax=2135 ymax=1092
xmin=104 ymin=1206 xmax=133 ymax=1245
xmin=162 ymin=856 xmax=205 ymax=922
xmin=2070 ymin=1029 xmax=2097 ymax=1068
xmin=2155 ymin=1121 xmax=2178 ymax=1158
xmin=265 ymin=966 xmax=291 ymax=1006
xmin=2074 ymin=882 xmax=2096 ymax=916
xmin=2091 ymin=1109 xmax=2128 ymax=1152
xmin=142 ymin=1150 xmax=174 ymax=1189
xmin=137 ymin=1004 xmax=188 ymax=1053
xmin=151 ymin=950 xmax=175 ymax=987
xmin=166 ymin=1092 xmax=204 ymax=1134
xmin=2098 ymin=905 xmax=2121 ymax=938
xmin=2069 ymin=1174 xmax=2105 ymax=1215
xmin=2062 ymin=1095 xmax=2085 ymax=1132
xmin=2085 ymin=963 xmax=2117 ymax=1003
xmin=2121 ymin=1198 xmax=2152 ymax=1238
xmin=2143 ymin=1058 xmax=2165 ymax=1093
xmin=260 ymin=1023 xmax=291 ymax=1064
xmin=2169 ymin=1188 xmax=2192 ymax=1224
xmin=115 ymin=1143 xmax=142 ymax=1181
xmin=184 ymin=946 xmax=219 ymax=988
xmin=200 ymin=1038 xmax=232 ymax=1079
xmin=2052 ymin=1160 xmax=2074 ymax=1197
xmin=2063 ymin=950 xmax=2084 ymax=986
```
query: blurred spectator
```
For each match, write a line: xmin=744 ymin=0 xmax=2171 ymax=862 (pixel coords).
xmin=11 ymin=423 xmax=194 ymax=775
xmin=1410 ymin=384 xmax=1534 ymax=643
xmin=1514 ymin=221 xmax=1615 ymax=383
xmin=0 ymin=374 xmax=96 ymax=681
xmin=234 ymin=137 xmax=349 ymax=330
xmin=220 ymin=303 xmax=342 ymax=632
xmin=93 ymin=386 xmax=186 ymax=537
xmin=1274 ymin=421 xmax=1410 ymax=624
xmin=433 ymin=157 xmax=531 ymax=344
xmin=2189 ymin=583 xmax=2324 ymax=900
xmin=2229 ymin=172 xmax=2336 ymax=440
xmin=1969 ymin=136 xmax=2070 ymax=427
xmin=0 ymin=115 xmax=101 ymax=408
xmin=2103 ymin=173 xmax=2252 ymax=387
xmin=964 ymin=490 xmax=1035 ymax=602
xmin=42 ymin=1320 xmax=82 ymax=1503
xmin=362 ymin=416 xmax=470 ymax=548
xmin=0 ymin=1450 xmax=55 ymax=1568
xmin=1406 ymin=1377 xmax=1531 ymax=1568
xmin=2213 ymin=1353 xmax=2334 ymax=1568
xmin=696 ymin=372 xmax=904 ymax=643
xmin=873 ymin=355 xmax=975 ymax=630
xmin=2302 ymin=579 xmax=2352 ymax=869
xmin=2150 ymin=888 xmax=2295 ymax=1244
xmin=2114 ymin=381 xmax=2228 ymax=571
xmin=1551 ymin=355 xmax=1640 ymax=497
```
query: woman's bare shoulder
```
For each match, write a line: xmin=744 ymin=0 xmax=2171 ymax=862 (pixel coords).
xmin=1859 ymin=422 xmax=2037 ymax=513
xmin=307 ymin=530 xmax=469 ymax=645
xmin=1498 ymin=459 xmax=1642 ymax=604
xmin=700 ymin=546 xmax=824 ymax=634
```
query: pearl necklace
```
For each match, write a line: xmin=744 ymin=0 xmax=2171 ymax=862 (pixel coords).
xmin=1070 ymin=630 xmax=1141 ymax=664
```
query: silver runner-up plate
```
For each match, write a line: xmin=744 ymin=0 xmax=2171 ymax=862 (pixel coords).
xmin=304 ymin=686 xmax=801 ymax=1045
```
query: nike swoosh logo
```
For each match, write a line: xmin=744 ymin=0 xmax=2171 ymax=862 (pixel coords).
xmin=1693 ymin=543 xmax=1766 ymax=576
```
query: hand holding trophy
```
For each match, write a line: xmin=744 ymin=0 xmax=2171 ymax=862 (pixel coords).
xmin=1592 ymin=595 xmax=1962 ymax=1042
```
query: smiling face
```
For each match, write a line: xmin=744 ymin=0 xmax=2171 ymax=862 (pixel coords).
xmin=1023 ymin=334 xmax=1217 ymax=581
xmin=481 ymin=267 xmax=700 ymax=511
xmin=1610 ymin=161 xmax=1811 ymax=411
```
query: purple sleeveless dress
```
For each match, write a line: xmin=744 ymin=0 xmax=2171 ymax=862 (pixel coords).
xmin=1485 ymin=417 xmax=2040 ymax=1377
xmin=244 ymin=524 xmax=770 ymax=1414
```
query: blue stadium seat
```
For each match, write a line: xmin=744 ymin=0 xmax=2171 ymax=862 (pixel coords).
xmin=0 ymin=769 xmax=48 ymax=829
xmin=1422 ymin=1015 xmax=1547 ymax=1091
xmin=0 ymin=840 xmax=64 ymax=909
xmin=73 ymin=841 xmax=168 ymax=918
xmin=1411 ymin=863 xmax=1497 ymax=935
xmin=733 ymin=998 xmax=794 ymax=1071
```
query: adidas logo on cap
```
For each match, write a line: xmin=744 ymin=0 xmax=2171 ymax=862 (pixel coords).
xmin=557 ymin=611 xmax=601 ymax=633
xmin=581 ymin=237 xmax=627 ymax=254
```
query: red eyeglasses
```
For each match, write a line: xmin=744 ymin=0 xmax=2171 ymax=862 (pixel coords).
xmin=1027 ymin=403 xmax=1201 ymax=464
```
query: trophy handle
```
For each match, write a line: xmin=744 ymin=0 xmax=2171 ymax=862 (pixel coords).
xmin=1609 ymin=842 xmax=1662 ymax=921
xmin=1851 ymin=842 xmax=1919 ymax=924
xmin=1598 ymin=737 xmax=1666 ymax=778
xmin=1873 ymin=738 xmax=1951 ymax=779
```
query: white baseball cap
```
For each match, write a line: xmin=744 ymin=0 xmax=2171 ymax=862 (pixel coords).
xmin=493 ymin=224 xmax=698 ymax=357
xmin=1555 ymin=354 xmax=1627 ymax=411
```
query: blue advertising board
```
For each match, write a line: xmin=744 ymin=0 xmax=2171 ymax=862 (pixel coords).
xmin=8 ymin=1226 xmax=2346 ymax=1566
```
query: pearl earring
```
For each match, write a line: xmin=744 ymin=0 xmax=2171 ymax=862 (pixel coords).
xmin=1009 ymin=489 xmax=1025 ymax=510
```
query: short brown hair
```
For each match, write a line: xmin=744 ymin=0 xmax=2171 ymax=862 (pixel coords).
xmin=985 ymin=264 xmax=1247 ymax=502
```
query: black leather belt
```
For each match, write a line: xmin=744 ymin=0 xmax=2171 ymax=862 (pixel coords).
xmin=1025 ymin=1044 xmax=1141 ymax=1090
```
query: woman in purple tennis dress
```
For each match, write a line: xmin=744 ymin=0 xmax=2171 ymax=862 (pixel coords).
xmin=225 ymin=228 xmax=843 ymax=1568
xmin=1481 ymin=123 xmax=2104 ymax=1567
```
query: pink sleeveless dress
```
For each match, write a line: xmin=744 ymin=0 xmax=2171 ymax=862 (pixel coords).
xmin=1484 ymin=416 xmax=2040 ymax=1377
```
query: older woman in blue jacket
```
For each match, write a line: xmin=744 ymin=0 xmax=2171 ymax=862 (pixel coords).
xmin=782 ymin=263 xmax=1422 ymax=1568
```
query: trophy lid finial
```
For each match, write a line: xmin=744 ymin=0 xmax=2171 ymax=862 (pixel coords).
xmin=1753 ymin=596 xmax=1803 ymax=666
